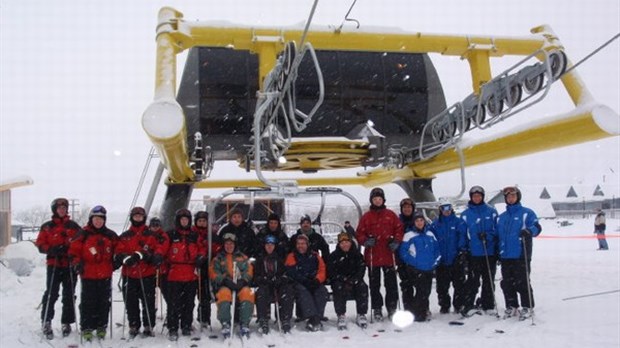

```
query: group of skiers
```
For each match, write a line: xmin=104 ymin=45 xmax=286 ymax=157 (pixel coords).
xmin=35 ymin=184 xmax=541 ymax=342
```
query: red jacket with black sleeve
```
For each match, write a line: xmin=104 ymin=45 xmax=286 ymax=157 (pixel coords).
xmin=164 ymin=228 xmax=200 ymax=282
xmin=356 ymin=207 xmax=404 ymax=267
xmin=115 ymin=224 xmax=159 ymax=279
xmin=35 ymin=215 xmax=81 ymax=268
xmin=150 ymin=227 xmax=170 ymax=275
xmin=194 ymin=226 xmax=222 ymax=261
xmin=69 ymin=225 xmax=118 ymax=280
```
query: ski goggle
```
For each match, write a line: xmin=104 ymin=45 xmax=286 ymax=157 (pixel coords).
xmin=90 ymin=205 xmax=107 ymax=217
xmin=469 ymin=186 xmax=484 ymax=195
xmin=265 ymin=235 xmax=278 ymax=245
xmin=439 ymin=204 xmax=452 ymax=212
xmin=502 ymin=186 xmax=519 ymax=196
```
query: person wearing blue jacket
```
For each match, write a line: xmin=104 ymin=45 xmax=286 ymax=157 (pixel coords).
xmin=429 ymin=202 xmax=469 ymax=315
xmin=399 ymin=213 xmax=440 ymax=322
xmin=497 ymin=186 xmax=541 ymax=321
xmin=461 ymin=186 xmax=499 ymax=315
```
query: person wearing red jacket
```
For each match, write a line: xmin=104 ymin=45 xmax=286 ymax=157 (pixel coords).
xmin=193 ymin=211 xmax=221 ymax=329
xmin=115 ymin=207 xmax=159 ymax=338
xmin=35 ymin=198 xmax=81 ymax=339
xmin=68 ymin=206 xmax=118 ymax=342
xmin=148 ymin=217 xmax=169 ymax=321
xmin=356 ymin=187 xmax=404 ymax=322
xmin=163 ymin=209 xmax=202 ymax=341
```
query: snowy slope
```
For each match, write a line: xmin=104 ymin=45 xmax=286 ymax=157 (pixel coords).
xmin=1 ymin=218 xmax=618 ymax=348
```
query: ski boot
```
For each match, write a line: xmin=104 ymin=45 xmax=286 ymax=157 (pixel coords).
xmin=372 ymin=309 xmax=384 ymax=322
xmin=61 ymin=323 xmax=72 ymax=337
xmin=439 ymin=306 xmax=450 ymax=314
xmin=281 ymin=321 xmax=291 ymax=334
xmin=82 ymin=329 xmax=94 ymax=342
xmin=128 ymin=327 xmax=140 ymax=339
xmin=503 ymin=307 xmax=518 ymax=319
xmin=240 ymin=324 xmax=250 ymax=338
xmin=221 ymin=322 xmax=231 ymax=339
xmin=356 ymin=314 xmax=368 ymax=329
xmin=142 ymin=327 xmax=155 ymax=337
xmin=96 ymin=327 xmax=106 ymax=340
xmin=519 ymin=308 xmax=533 ymax=321
xmin=305 ymin=316 xmax=322 ymax=332
xmin=42 ymin=321 xmax=53 ymax=340
xmin=168 ymin=330 xmax=179 ymax=341
xmin=258 ymin=319 xmax=270 ymax=335
xmin=181 ymin=327 xmax=192 ymax=336
xmin=337 ymin=315 xmax=347 ymax=330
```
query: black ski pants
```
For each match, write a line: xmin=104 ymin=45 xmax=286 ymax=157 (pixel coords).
xmin=122 ymin=275 xmax=156 ymax=330
xmin=435 ymin=263 xmax=467 ymax=312
xmin=294 ymin=283 xmax=328 ymax=320
xmin=368 ymin=265 xmax=398 ymax=313
xmin=256 ymin=283 xmax=294 ymax=322
xmin=465 ymin=256 xmax=497 ymax=310
xmin=41 ymin=265 xmax=77 ymax=325
xmin=500 ymin=258 xmax=534 ymax=309
xmin=397 ymin=265 xmax=415 ymax=313
xmin=80 ymin=278 xmax=111 ymax=332
xmin=166 ymin=281 xmax=197 ymax=332
xmin=407 ymin=267 xmax=433 ymax=320
xmin=331 ymin=280 xmax=369 ymax=316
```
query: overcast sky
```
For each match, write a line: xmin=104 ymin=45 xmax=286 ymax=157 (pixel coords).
xmin=1 ymin=0 xmax=619 ymax=216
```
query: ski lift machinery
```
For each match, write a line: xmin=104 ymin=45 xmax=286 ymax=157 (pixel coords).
xmin=139 ymin=6 xmax=619 ymax=230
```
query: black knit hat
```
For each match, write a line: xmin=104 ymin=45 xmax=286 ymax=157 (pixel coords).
xmin=369 ymin=187 xmax=385 ymax=204
xmin=267 ymin=213 xmax=280 ymax=222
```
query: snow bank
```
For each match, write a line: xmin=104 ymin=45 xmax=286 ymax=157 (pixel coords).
xmin=0 ymin=241 xmax=43 ymax=277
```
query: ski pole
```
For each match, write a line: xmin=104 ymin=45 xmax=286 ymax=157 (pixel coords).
xmin=109 ymin=277 xmax=114 ymax=339
xmin=156 ymin=269 xmax=164 ymax=320
xmin=274 ymin=287 xmax=282 ymax=333
xmin=369 ymin=242 xmax=374 ymax=323
xmin=121 ymin=275 xmax=128 ymax=339
xmin=229 ymin=261 xmax=237 ymax=342
xmin=521 ymin=237 xmax=535 ymax=326
xmin=392 ymin=252 xmax=403 ymax=311
xmin=42 ymin=261 xmax=58 ymax=329
xmin=137 ymin=266 xmax=154 ymax=334
xmin=481 ymin=238 xmax=499 ymax=317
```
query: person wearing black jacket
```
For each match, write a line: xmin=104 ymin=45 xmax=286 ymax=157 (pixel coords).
xmin=327 ymin=232 xmax=369 ymax=330
xmin=256 ymin=214 xmax=290 ymax=259
xmin=254 ymin=235 xmax=295 ymax=334
xmin=217 ymin=209 xmax=259 ymax=259
xmin=289 ymin=215 xmax=330 ymax=259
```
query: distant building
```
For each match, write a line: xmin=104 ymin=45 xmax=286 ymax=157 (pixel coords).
xmin=0 ymin=176 xmax=34 ymax=249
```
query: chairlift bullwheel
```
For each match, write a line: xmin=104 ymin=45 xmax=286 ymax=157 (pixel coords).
xmin=486 ymin=94 xmax=504 ymax=117
xmin=549 ymin=50 xmax=567 ymax=80
xmin=523 ymin=74 xmax=544 ymax=94
xmin=462 ymin=117 xmax=471 ymax=132
xmin=505 ymin=83 xmax=523 ymax=108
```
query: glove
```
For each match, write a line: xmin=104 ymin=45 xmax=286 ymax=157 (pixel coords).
xmin=478 ymin=232 xmax=487 ymax=241
xmin=222 ymin=278 xmax=237 ymax=290
xmin=151 ymin=253 xmax=164 ymax=267
xmin=123 ymin=252 xmax=142 ymax=267
xmin=520 ymin=229 xmax=531 ymax=238
xmin=345 ymin=277 xmax=359 ymax=286
xmin=73 ymin=262 xmax=84 ymax=275
xmin=388 ymin=239 xmax=400 ymax=252
xmin=236 ymin=279 xmax=248 ymax=290
xmin=364 ymin=236 xmax=376 ymax=248
xmin=48 ymin=245 xmax=68 ymax=257
xmin=195 ymin=255 xmax=206 ymax=267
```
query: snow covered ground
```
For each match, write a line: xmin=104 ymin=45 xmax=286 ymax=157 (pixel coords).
xmin=1 ymin=217 xmax=618 ymax=348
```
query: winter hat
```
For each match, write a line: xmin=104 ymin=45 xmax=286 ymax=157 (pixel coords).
xmin=413 ymin=212 xmax=425 ymax=221
xmin=51 ymin=197 xmax=69 ymax=215
xmin=222 ymin=233 xmax=237 ymax=242
xmin=229 ymin=209 xmax=244 ymax=218
xmin=296 ymin=234 xmax=310 ymax=243
xmin=265 ymin=235 xmax=278 ymax=245
xmin=369 ymin=187 xmax=385 ymax=204
xmin=469 ymin=185 xmax=485 ymax=200
xmin=267 ymin=213 xmax=281 ymax=222
xmin=337 ymin=232 xmax=351 ymax=243
xmin=129 ymin=206 xmax=147 ymax=226
xmin=400 ymin=198 xmax=415 ymax=213
xmin=502 ymin=186 xmax=522 ymax=204
xmin=300 ymin=214 xmax=312 ymax=225
xmin=194 ymin=211 xmax=209 ymax=225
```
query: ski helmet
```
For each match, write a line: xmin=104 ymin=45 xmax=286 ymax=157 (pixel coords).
xmin=89 ymin=205 xmax=107 ymax=221
xmin=264 ymin=235 xmax=278 ymax=245
xmin=369 ymin=187 xmax=385 ymax=203
xmin=400 ymin=198 xmax=415 ymax=212
xmin=502 ymin=186 xmax=522 ymax=204
xmin=175 ymin=208 xmax=192 ymax=227
xmin=51 ymin=197 xmax=69 ymax=214
xmin=149 ymin=217 xmax=162 ymax=227
xmin=300 ymin=214 xmax=312 ymax=225
xmin=194 ymin=211 xmax=209 ymax=225
xmin=469 ymin=185 xmax=485 ymax=200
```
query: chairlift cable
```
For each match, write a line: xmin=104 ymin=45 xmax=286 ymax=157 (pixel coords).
xmin=561 ymin=32 xmax=620 ymax=77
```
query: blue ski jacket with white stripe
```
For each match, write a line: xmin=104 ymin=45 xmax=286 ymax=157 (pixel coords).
xmin=429 ymin=213 xmax=468 ymax=266
xmin=461 ymin=202 xmax=498 ymax=257
xmin=497 ymin=202 xmax=541 ymax=260
xmin=399 ymin=226 xmax=441 ymax=272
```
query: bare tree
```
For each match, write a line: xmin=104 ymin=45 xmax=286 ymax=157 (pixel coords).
xmin=73 ymin=205 xmax=91 ymax=226
xmin=14 ymin=206 xmax=49 ymax=228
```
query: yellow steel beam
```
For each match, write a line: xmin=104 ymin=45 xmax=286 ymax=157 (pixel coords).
xmin=192 ymin=176 xmax=368 ymax=189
